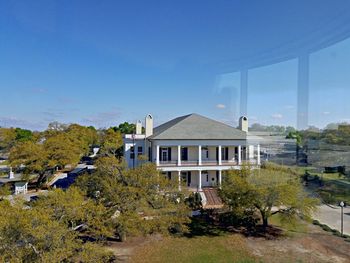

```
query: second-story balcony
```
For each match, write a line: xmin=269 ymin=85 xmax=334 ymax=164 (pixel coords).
xmin=154 ymin=144 xmax=260 ymax=168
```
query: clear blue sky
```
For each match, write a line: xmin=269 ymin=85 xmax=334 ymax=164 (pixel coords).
xmin=1 ymin=0 xmax=350 ymax=130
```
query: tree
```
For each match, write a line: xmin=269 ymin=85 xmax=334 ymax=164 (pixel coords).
xmin=9 ymin=136 xmax=83 ymax=187
xmin=100 ymin=128 xmax=123 ymax=157
xmin=0 ymin=127 xmax=16 ymax=150
xmin=66 ymin=124 xmax=99 ymax=155
xmin=9 ymin=141 xmax=49 ymax=185
xmin=14 ymin=128 xmax=33 ymax=142
xmin=9 ymin=124 xmax=98 ymax=187
xmin=44 ymin=133 xmax=82 ymax=169
xmin=286 ymin=130 xmax=302 ymax=146
xmin=220 ymin=164 xmax=318 ymax=229
xmin=0 ymin=184 xmax=11 ymax=197
xmin=75 ymin=158 xmax=190 ymax=241
xmin=0 ymin=199 xmax=114 ymax=262
xmin=113 ymin=122 xmax=136 ymax=135
xmin=33 ymin=187 xmax=114 ymax=241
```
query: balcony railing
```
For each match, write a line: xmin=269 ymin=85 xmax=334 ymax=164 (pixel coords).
xmin=157 ymin=159 xmax=257 ymax=167
xmin=158 ymin=160 xmax=177 ymax=166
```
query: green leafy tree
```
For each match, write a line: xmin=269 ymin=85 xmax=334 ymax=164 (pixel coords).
xmin=100 ymin=128 xmax=123 ymax=157
xmin=0 ymin=199 xmax=114 ymax=262
xmin=14 ymin=128 xmax=33 ymax=142
xmin=9 ymin=141 xmax=49 ymax=185
xmin=33 ymin=187 xmax=114 ymax=240
xmin=0 ymin=184 xmax=11 ymax=197
xmin=9 ymin=123 xmax=99 ymax=187
xmin=220 ymin=164 xmax=318 ymax=228
xmin=286 ymin=130 xmax=302 ymax=146
xmin=0 ymin=127 xmax=16 ymax=150
xmin=44 ymin=133 xmax=82 ymax=169
xmin=75 ymin=158 xmax=190 ymax=241
xmin=9 ymin=135 xmax=85 ymax=187
xmin=113 ymin=122 xmax=136 ymax=134
xmin=66 ymin=124 xmax=99 ymax=155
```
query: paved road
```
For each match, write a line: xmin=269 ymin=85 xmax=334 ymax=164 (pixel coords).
xmin=313 ymin=205 xmax=350 ymax=235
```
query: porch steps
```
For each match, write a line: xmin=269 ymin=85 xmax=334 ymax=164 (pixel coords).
xmin=202 ymin=187 xmax=223 ymax=209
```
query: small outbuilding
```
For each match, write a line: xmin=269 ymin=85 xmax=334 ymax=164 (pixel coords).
xmin=14 ymin=182 xmax=28 ymax=195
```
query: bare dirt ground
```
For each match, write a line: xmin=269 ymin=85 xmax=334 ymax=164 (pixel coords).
xmin=246 ymin=224 xmax=350 ymax=263
xmin=105 ymin=235 xmax=162 ymax=262
xmin=106 ymin=224 xmax=350 ymax=263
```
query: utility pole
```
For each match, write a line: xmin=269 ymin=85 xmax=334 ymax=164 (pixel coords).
xmin=340 ymin=201 xmax=345 ymax=236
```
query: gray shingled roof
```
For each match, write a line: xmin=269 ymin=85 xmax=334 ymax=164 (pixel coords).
xmin=149 ymin=114 xmax=246 ymax=140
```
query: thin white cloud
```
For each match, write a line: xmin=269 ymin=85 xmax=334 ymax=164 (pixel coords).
xmin=0 ymin=116 xmax=45 ymax=130
xmin=58 ymin=97 xmax=76 ymax=104
xmin=323 ymin=111 xmax=330 ymax=115
xmin=42 ymin=109 xmax=65 ymax=118
xmin=249 ymin=116 xmax=258 ymax=121
xmin=31 ymin=88 xmax=48 ymax=94
xmin=284 ymin=105 xmax=294 ymax=110
xmin=216 ymin=104 xmax=226 ymax=109
xmin=271 ymin=113 xmax=283 ymax=119
xmin=83 ymin=111 xmax=121 ymax=127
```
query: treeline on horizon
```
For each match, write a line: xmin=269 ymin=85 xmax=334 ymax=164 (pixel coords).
xmin=250 ymin=122 xmax=350 ymax=147
xmin=0 ymin=121 xmax=136 ymax=152
xmin=2 ymin=120 xmax=350 ymax=153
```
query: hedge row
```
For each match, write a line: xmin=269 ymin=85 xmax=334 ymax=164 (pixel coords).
xmin=312 ymin=220 xmax=350 ymax=241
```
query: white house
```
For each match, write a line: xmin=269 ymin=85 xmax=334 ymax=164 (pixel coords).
xmin=123 ymin=114 xmax=261 ymax=193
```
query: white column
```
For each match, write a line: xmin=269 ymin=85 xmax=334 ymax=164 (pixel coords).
xmin=9 ymin=167 xmax=14 ymax=179
xmin=198 ymin=170 xmax=202 ymax=191
xmin=218 ymin=170 xmax=222 ymax=188
xmin=156 ymin=145 xmax=160 ymax=166
xmin=238 ymin=145 xmax=242 ymax=165
xmin=198 ymin=145 xmax=202 ymax=165
xmin=218 ymin=145 xmax=222 ymax=165
xmin=178 ymin=171 xmax=181 ymax=191
xmin=257 ymin=144 xmax=261 ymax=165
xmin=250 ymin=145 xmax=254 ymax=160
xmin=177 ymin=145 xmax=181 ymax=166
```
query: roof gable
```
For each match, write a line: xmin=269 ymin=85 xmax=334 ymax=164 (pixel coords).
xmin=150 ymin=114 xmax=246 ymax=140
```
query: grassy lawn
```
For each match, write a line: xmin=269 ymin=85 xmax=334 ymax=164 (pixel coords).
xmin=305 ymin=171 xmax=350 ymax=205
xmin=269 ymin=214 xmax=309 ymax=235
xmin=288 ymin=164 xmax=350 ymax=205
xmin=130 ymin=235 xmax=256 ymax=263
xmin=129 ymin=214 xmax=310 ymax=263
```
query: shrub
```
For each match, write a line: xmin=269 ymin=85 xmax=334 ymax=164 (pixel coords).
xmin=321 ymin=224 xmax=332 ymax=232
xmin=312 ymin=220 xmax=320 ymax=225
xmin=318 ymin=191 xmax=337 ymax=204
xmin=219 ymin=211 xmax=257 ymax=229
xmin=332 ymin=229 xmax=342 ymax=237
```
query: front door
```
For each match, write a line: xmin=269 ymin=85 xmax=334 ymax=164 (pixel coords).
xmin=181 ymin=147 xmax=188 ymax=161
xmin=201 ymin=171 xmax=210 ymax=187
xmin=161 ymin=148 xmax=168 ymax=162
xmin=201 ymin=147 xmax=209 ymax=161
